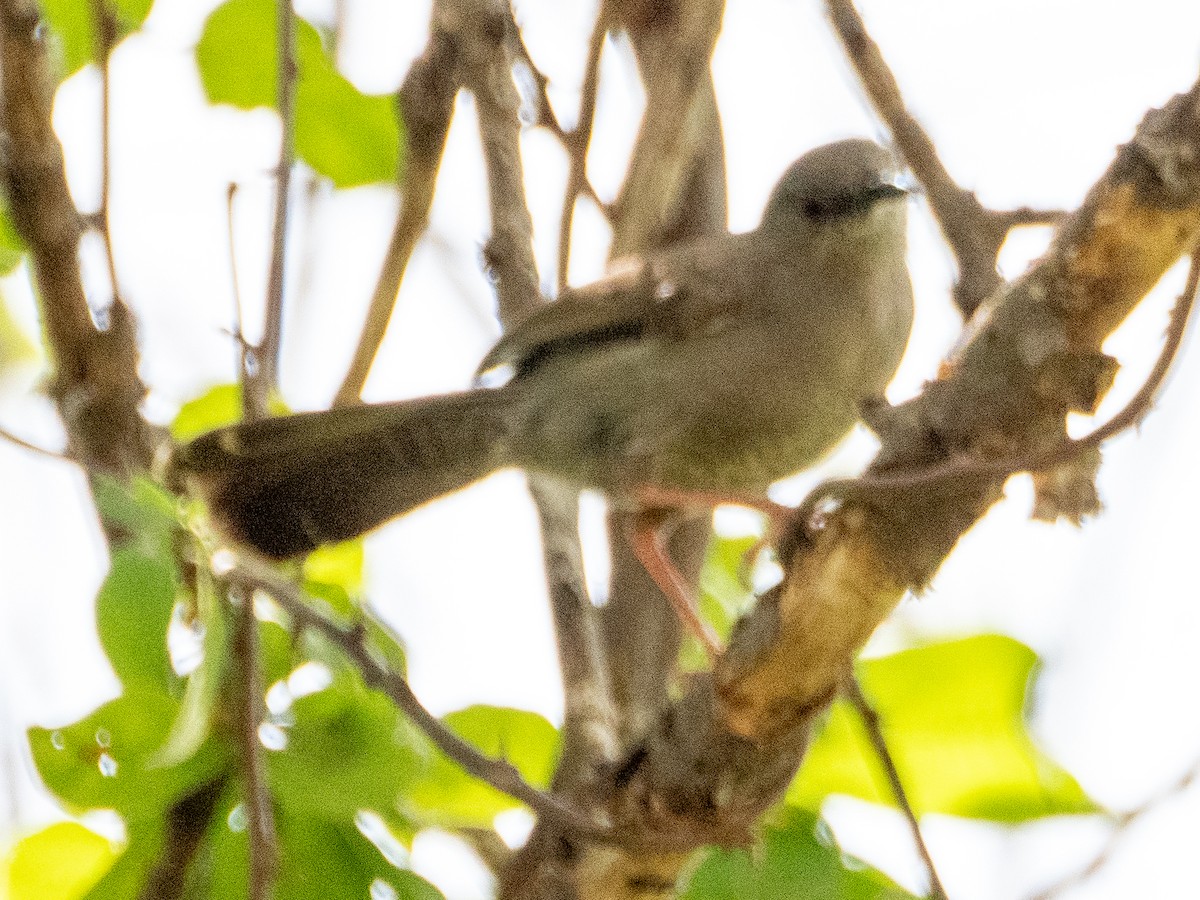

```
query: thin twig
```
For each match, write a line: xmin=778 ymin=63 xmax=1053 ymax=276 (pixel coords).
xmin=555 ymin=4 xmax=607 ymax=291
xmin=247 ymin=0 xmax=297 ymax=417
xmin=230 ymin=584 xmax=277 ymax=898
xmin=333 ymin=24 xmax=457 ymax=406
xmin=1027 ymin=757 xmax=1200 ymax=900
xmin=230 ymin=556 xmax=614 ymax=837
xmin=225 ymin=183 xmax=255 ymax=387
xmin=793 ymin=251 xmax=1200 ymax=536
xmin=843 ymin=674 xmax=948 ymax=900
xmin=825 ymin=0 xmax=1064 ymax=315
xmin=87 ymin=0 xmax=123 ymax=310
xmin=506 ymin=12 xmax=607 ymax=216
xmin=464 ymin=2 xmax=620 ymax=784
xmin=0 ymin=424 xmax=73 ymax=462
xmin=233 ymin=1 xmax=297 ymax=883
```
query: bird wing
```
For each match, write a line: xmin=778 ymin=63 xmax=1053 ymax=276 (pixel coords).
xmin=476 ymin=234 xmax=759 ymax=378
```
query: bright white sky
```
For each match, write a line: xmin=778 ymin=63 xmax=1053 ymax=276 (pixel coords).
xmin=2 ymin=0 xmax=1200 ymax=897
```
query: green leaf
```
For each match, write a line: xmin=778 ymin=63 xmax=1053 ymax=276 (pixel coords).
xmin=29 ymin=688 xmax=225 ymax=822
xmin=260 ymin=617 xmax=297 ymax=688
xmin=0 ymin=199 xmax=26 ymax=274
xmin=91 ymin=475 xmax=180 ymax=559
xmin=192 ymin=788 xmax=443 ymax=900
xmin=196 ymin=0 xmax=403 ymax=187
xmin=270 ymin=673 xmax=424 ymax=824
xmin=295 ymin=70 xmax=402 ymax=187
xmin=0 ymin=287 xmax=38 ymax=381
xmin=96 ymin=547 xmax=178 ymax=693
xmin=275 ymin=814 xmax=443 ymax=900
xmin=680 ymin=807 xmax=914 ymax=899
xmin=6 ymin=823 xmax=117 ymax=900
xmin=79 ymin=822 xmax=165 ymax=900
xmin=40 ymin=0 xmax=155 ymax=79
xmin=303 ymin=541 xmax=364 ymax=596
xmin=171 ymin=383 xmax=290 ymax=443
xmin=300 ymin=540 xmax=365 ymax=617
xmin=150 ymin=564 xmax=229 ymax=768
xmin=408 ymin=706 xmax=559 ymax=828
xmin=789 ymin=635 xmax=1097 ymax=822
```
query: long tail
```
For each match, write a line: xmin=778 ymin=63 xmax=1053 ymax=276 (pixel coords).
xmin=173 ymin=389 xmax=512 ymax=557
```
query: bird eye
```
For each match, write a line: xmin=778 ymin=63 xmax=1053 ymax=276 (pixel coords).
xmin=802 ymin=198 xmax=826 ymax=218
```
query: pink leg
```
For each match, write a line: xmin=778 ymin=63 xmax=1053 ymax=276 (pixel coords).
xmin=631 ymin=484 xmax=792 ymax=527
xmin=626 ymin=508 xmax=723 ymax=658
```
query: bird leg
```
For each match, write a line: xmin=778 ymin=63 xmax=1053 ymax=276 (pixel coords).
xmin=624 ymin=488 xmax=793 ymax=660
xmin=626 ymin=506 xmax=723 ymax=658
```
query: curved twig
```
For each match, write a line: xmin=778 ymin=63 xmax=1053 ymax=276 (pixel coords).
xmin=792 ymin=250 xmax=1200 ymax=537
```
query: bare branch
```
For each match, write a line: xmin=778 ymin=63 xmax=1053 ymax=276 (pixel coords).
xmin=0 ymin=0 xmax=151 ymax=474
xmin=0 ymin=424 xmax=72 ymax=462
xmin=527 ymin=478 xmax=620 ymax=790
xmin=506 ymin=12 xmax=607 ymax=216
xmin=230 ymin=585 xmax=277 ymax=898
xmin=246 ymin=0 xmax=297 ymax=417
xmin=230 ymin=556 xmax=613 ymax=837
xmin=826 ymin=0 xmax=1065 ymax=316
xmin=843 ymin=674 xmax=947 ymax=900
xmin=455 ymin=0 xmax=621 ymax=797
xmin=334 ymin=23 xmax=458 ymax=406
xmin=555 ymin=4 xmax=607 ymax=291
xmin=607 ymin=0 xmax=727 ymax=258
xmin=86 ymin=0 xmax=123 ymax=310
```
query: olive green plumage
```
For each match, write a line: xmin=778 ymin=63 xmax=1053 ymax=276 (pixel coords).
xmin=173 ymin=138 xmax=914 ymax=558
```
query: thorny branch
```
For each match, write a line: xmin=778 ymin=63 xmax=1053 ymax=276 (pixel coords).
xmin=843 ymin=674 xmax=947 ymax=900
xmin=826 ymin=0 xmax=1064 ymax=316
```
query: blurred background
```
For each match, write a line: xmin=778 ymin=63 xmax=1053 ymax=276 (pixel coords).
xmin=2 ymin=0 xmax=1199 ymax=896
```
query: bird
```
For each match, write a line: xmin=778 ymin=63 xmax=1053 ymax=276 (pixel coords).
xmin=173 ymin=138 xmax=914 ymax=650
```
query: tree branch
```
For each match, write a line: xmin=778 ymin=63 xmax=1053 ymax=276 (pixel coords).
xmin=788 ymin=247 xmax=1200 ymax=540
xmin=554 ymin=3 xmax=607 ymax=291
xmin=0 ymin=0 xmax=150 ymax=474
xmin=453 ymin=0 xmax=621 ymax=806
xmin=230 ymin=555 xmax=613 ymax=837
xmin=553 ymin=74 xmax=1200 ymax=900
xmin=246 ymin=0 xmax=297 ymax=417
xmin=1028 ymin=756 xmax=1200 ymax=900
xmin=0 ymin=424 xmax=72 ymax=462
xmin=334 ymin=21 xmax=459 ymax=406
xmin=843 ymin=674 xmax=947 ymax=900
xmin=826 ymin=0 xmax=1065 ymax=316
xmin=86 ymin=0 xmax=123 ymax=310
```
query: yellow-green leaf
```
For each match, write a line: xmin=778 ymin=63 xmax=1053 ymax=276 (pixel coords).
xmin=789 ymin=634 xmax=1097 ymax=822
